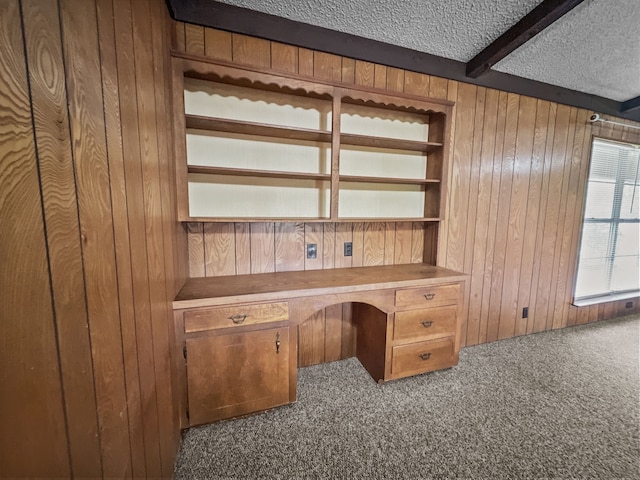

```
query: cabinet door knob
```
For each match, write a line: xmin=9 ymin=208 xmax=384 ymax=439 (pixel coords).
xmin=228 ymin=313 xmax=248 ymax=324
xmin=421 ymin=320 xmax=433 ymax=328
xmin=423 ymin=293 xmax=436 ymax=300
xmin=419 ymin=352 xmax=432 ymax=361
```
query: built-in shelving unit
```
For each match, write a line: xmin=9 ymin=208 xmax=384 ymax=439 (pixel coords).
xmin=172 ymin=55 xmax=453 ymax=223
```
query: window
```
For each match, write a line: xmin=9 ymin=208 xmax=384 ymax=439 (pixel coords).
xmin=574 ymin=138 xmax=640 ymax=302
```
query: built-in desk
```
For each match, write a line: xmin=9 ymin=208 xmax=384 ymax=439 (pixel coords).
xmin=173 ymin=264 xmax=466 ymax=427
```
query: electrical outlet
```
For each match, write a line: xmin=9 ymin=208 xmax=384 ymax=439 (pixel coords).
xmin=522 ymin=307 xmax=529 ymax=318
xmin=306 ymin=243 xmax=317 ymax=259
xmin=344 ymin=242 xmax=353 ymax=257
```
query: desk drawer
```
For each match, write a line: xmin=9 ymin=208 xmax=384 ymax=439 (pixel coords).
xmin=391 ymin=337 xmax=456 ymax=377
xmin=395 ymin=283 xmax=459 ymax=308
xmin=184 ymin=302 xmax=288 ymax=333
xmin=393 ymin=306 xmax=457 ymax=342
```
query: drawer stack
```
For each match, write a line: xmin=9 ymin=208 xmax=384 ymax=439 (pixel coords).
xmin=353 ymin=281 xmax=463 ymax=383
xmin=391 ymin=284 xmax=460 ymax=379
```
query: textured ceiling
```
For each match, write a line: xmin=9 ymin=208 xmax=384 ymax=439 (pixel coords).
xmin=216 ymin=0 xmax=640 ymax=103
xmin=494 ymin=0 xmax=640 ymax=102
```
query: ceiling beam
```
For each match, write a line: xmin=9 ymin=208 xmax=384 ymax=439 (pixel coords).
xmin=465 ymin=0 xmax=585 ymax=78
xmin=621 ymin=96 xmax=640 ymax=113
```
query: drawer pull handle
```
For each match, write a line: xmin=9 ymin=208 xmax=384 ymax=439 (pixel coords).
xmin=228 ymin=313 xmax=248 ymax=324
xmin=421 ymin=320 xmax=433 ymax=328
xmin=419 ymin=352 xmax=432 ymax=361
xmin=423 ymin=293 xmax=436 ymax=300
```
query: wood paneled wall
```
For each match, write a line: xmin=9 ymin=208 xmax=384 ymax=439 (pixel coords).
xmin=1 ymin=0 xmax=186 ymax=477
xmin=174 ymin=22 xmax=640 ymax=363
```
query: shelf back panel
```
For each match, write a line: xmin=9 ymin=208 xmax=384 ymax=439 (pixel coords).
xmin=338 ymin=182 xmax=426 ymax=218
xmin=340 ymin=103 xmax=428 ymax=141
xmin=184 ymin=78 xmax=332 ymax=131
xmin=187 ymin=130 xmax=331 ymax=174
xmin=339 ymin=145 xmax=427 ymax=180
xmin=188 ymin=174 xmax=330 ymax=219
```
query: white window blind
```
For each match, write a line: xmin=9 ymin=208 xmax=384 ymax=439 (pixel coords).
xmin=574 ymin=138 xmax=640 ymax=301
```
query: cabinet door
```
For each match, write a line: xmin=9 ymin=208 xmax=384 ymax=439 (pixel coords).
xmin=186 ymin=327 xmax=292 ymax=425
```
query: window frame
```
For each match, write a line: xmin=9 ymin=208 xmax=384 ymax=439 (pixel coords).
xmin=573 ymin=136 xmax=640 ymax=306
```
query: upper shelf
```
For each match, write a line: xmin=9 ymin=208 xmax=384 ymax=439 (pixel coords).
xmin=185 ymin=115 xmax=331 ymax=143
xmin=185 ymin=114 xmax=442 ymax=152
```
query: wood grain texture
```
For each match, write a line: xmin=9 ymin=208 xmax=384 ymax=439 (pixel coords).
xmin=204 ymin=28 xmax=232 ymax=61
xmin=185 ymin=23 xmax=204 ymax=55
xmin=313 ymin=51 xmax=341 ymax=81
xmin=60 ymin=0 xmax=132 ymax=475
xmin=204 ymin=223 xmax=236 ymax=276
xmin=354 ymin=60 xmax=374 ymax=87
xmin=22 ymin=0 xmax=102 ymax=476
xmin=271 ymin=41 xmax=297 ymax=73
xmin=0 ymin=2 xmax=70 ymax=476
xmin=97 ymin=0 xmax=147 ymax=474
xmin=232 ymin=33 xmax=270 ymax=68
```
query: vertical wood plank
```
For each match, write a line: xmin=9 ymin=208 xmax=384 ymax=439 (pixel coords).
xmin=546 ymin=108 xmax=578 ymax=331
xmin=386 ymin=67 xmax=404 ymax=92
xmin=460 ymin=87 xmax=486 ymax=346
xmin=533 ymin=104 xmax=572 ymax=333
xmin=552 ymin=109 xmax=588 ymax=329
xmin=393 ymin=222 xmax=413 ymax=264
xmin=298 ymin=310 xmax=325 ymax=366
xmin=486 ymin=93 xmax=520 ymax=343
xmin=497 ymin=95 xmax=536 ymax=340
xmin=527 ymin=103 xmax=559 ymax=334
xmin=446 ymin=83 xmax=477 ymax=273
xmin=324 ymin=304 xmax=343 ymax=362
xmin=0 ymin=2 xmax=70 ymax=476
xmin=22 ymin=0 xmax=101 ymax=475
xmin=172 ymin=21 xmax=185 ymax=51
xmin=107 ymin=0 xmax=153 ymax=474
xmin=204 ymin=223 xmax=236 ymax=276
xmin=313 ymin=51 xmax=341 ymax=81
xmin=478 ymin=91 xmax=508 ymax=343
xmin=234 ymin=223 xmax=251 ymax=275
xmin=363 ymin=222 xmax=385 ymax=266
xmin=250 ymin=223 xmax=275 ymax=273
xmin=231 ymin=33 xmax=270 ymax=67
xmin=275 ymin=222 xmax=305 ymax=272
xmin=323 ymin=222 xmax=337 ymax=269
xmin=352 ymin=222 xmax=365 ymax=267
xmin=341 ymin=303 xmax=356 ymax=358
xmin=148 ymin=1 xmax=182 ymax=471
xmin=204 ymin=28 xmax=232 ymax=61
xmin=271 ymin=41 xmax=298 ymax=73
xmin=60 ymin=0 xmax=132 ymax=474
xmin=341 ymin=57 xmax=355 ymax=84
xmin=187 ymin=223 xmax=205 ymax=277
xmin=428 ymin=76 xmax=449 ymax=100
xmin=374 ymin=64 xmax=387 ymax=89
xmin=184 ymin=23 xmax=204 ymax=55
xmin=411 ymin=222 xmax=426 ymax=263
xmin=131 ymin=0 xmax=170 ymax=474
xmin=404 ymin=71 xmax=430 ymax=97
xmin=514 ymin=100 xmax=551 ymax=337
xmin=354 ymin=60 xmax=374 ymax=87
xmin=383 ymin=222 xmax=396 ymax=265
xmin=298 ymin=48 xmax=314 ymax=76
xmin=466 ymin=88 xmax=500 ymax=346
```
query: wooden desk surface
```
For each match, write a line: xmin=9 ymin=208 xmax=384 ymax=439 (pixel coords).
xmin=174 ymin=264 xmax=466 ymax=309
